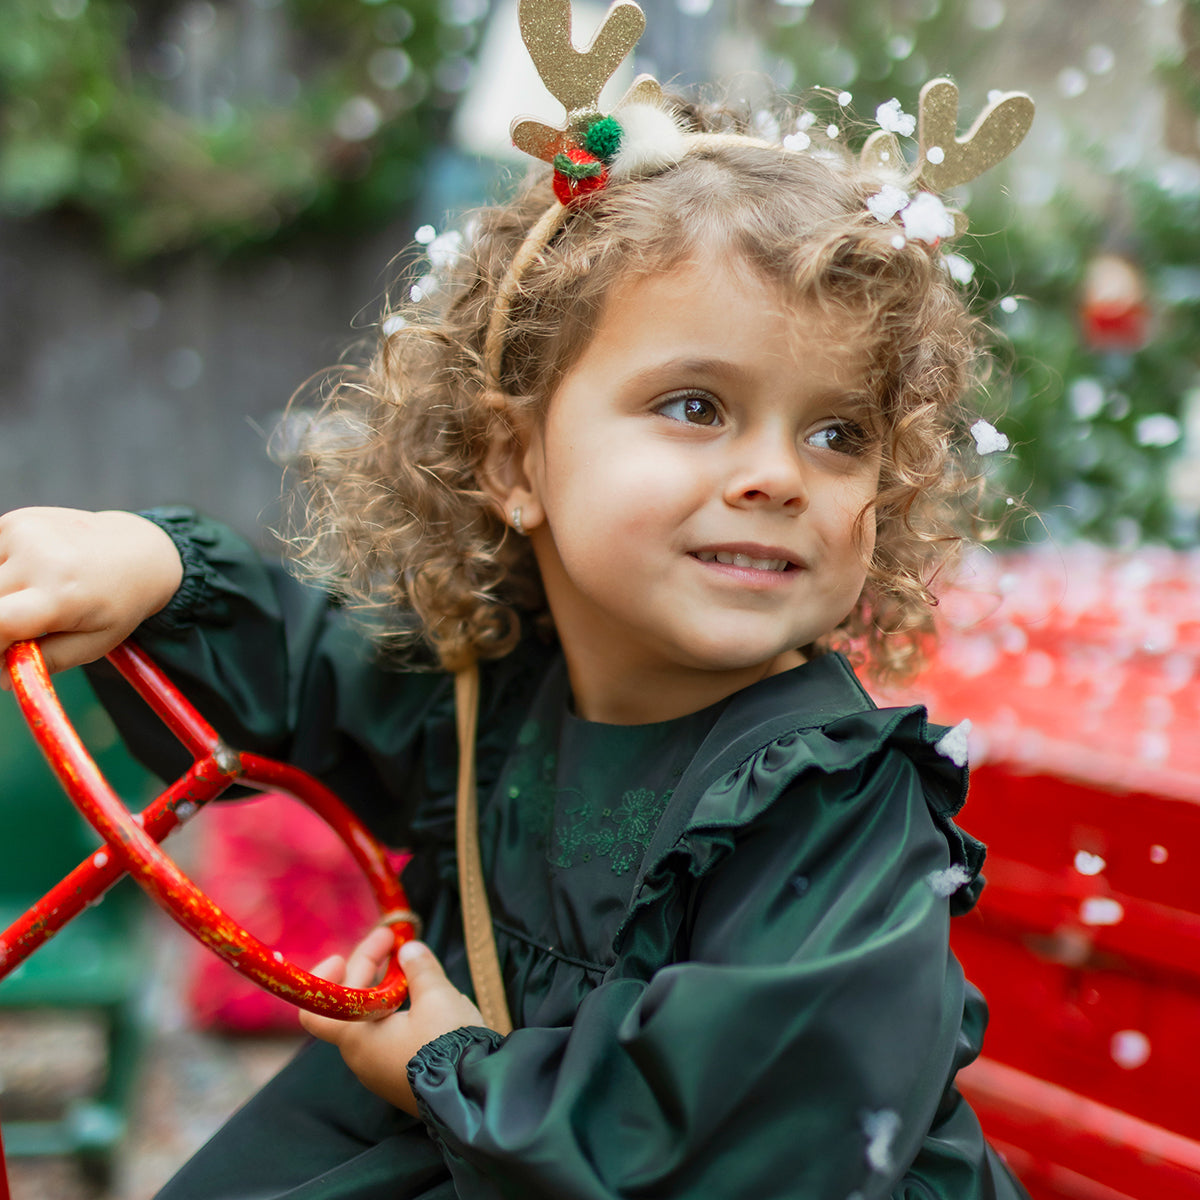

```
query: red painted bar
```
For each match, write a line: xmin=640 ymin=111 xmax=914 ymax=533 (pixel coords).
xmin=106 ymin=641 xmax=220 ymax=760
xmin=0 ymin=762 xmax=229 ymax=976
xmin=0 ymin=1119 xmax=10 ymax=1200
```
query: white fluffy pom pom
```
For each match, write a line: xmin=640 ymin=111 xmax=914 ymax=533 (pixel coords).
xmin=609 ymin=102 xmax=689 ymax=179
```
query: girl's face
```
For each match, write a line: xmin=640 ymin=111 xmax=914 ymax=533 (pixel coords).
xmin=514 ymin=249 xmax=882 ymax=723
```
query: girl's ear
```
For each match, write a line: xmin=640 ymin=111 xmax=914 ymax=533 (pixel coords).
xmin=479 ymin=414 xmax=546 ymax=534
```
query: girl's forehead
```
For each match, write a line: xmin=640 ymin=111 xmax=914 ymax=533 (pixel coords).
xmin=610 ymin=249 xmax=870 ymax=342
xmin=570 ymin=251 xmax=878 ymax=395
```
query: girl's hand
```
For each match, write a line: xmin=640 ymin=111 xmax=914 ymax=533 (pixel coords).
xmin=300 ymin=929 xmax=486 ymax=1117
xmin=0 ymin=507 xmax=183 ymax=685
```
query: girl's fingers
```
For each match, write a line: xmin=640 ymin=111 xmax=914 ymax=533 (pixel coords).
xmin=312 ymin=954 xmax=347 ymax=982
xmin=0 ymin=587 xmax=51 ymax=648
xmin=342 ymin=926 xmax=396 ymax=990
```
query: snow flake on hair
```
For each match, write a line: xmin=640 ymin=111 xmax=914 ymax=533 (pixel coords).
xmin=875 ymin=98 xmax=917 ymax=137
xmin=866 ymin=183 xmax=910 ymax=223
xmin=608 ymin=101 xmax=689 ymax=179
xmin=900 ymin=191 xmax=956 ymax=244
xmin=941 ymin=252 xmax=976 ymax=285
xmin=970 ymin=419 xmax=1010 ymax=455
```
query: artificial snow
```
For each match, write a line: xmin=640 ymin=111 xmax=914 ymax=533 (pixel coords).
xmin=866 ymin=183 xmax=909 ymax=223
xmin=925 ymin=145 xmax=945 ymax=164
xmin=1079 ymin=897 xmax=1124 ymax=926
xmin=900 ymin=192 xmax=955 ymax=244
xmin=926 ymin=864 xmax=973 ymax=898
xmin=935 ymin=719 xmax=972 ymax=767
xmin=1073 ymin=850 xmax=1106 ymax=876
xmin=1110 ymin=1029 xmax=1151 ymax=1069
xmin=837 ymin=91 xmax=853 ymax=106
xmin=1150 ymin=844 xmax=1169 ymax=864
xmin=427 ymin=230 xmax=464 ymax=271
xmin=862 ymin=1109 xmax=901 ymax=1172
xmin=93 ymin=851 xmax=109 ymax=870
xmin=826 ymin=124 xmax=840 ymax=139
xmin=783 ymin=130 xmax=812 ymax=152
xmin=876 ymin=98 xmax=917 ymax=137
xmin=942 ymin=253 xmax=975 ymax=285
xmin=970 ymin=419 xmax=1010 ymax=455
xmin=414 ymin=224 xmax=436 ymax=245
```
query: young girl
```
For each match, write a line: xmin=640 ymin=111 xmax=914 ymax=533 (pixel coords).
xmin=0 ymin=4 xmax=1034 ymax=1194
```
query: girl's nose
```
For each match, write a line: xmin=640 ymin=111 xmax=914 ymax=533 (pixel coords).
xmin=722 ymin=435 xmax=809 ymax=512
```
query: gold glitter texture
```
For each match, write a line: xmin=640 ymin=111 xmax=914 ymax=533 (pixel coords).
xmin=510 ymin=0 xmax=663 ymax=165
xmin=916 ymin=79 xmax=1035 ymax=192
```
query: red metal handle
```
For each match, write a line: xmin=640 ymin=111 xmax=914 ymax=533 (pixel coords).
xmin=0 ymin=639 xmax=414 ymax=1019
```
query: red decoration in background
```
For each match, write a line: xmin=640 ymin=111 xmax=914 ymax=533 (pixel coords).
xmin=1079 ymin=252 xmax=1150 ymax=353
xmin=187 ymin=794 xmax=410 ymax=1033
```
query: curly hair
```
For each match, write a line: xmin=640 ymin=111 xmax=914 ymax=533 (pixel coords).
xmin=283 ymin=102 xmax=990 ymax=682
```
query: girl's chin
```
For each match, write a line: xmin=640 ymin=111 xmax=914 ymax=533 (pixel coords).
xmin=672 ymin=642 xmax=809 ymax=677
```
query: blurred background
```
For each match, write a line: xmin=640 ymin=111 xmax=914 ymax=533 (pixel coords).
xmin=1 ymin=0 xmax=1199 ymax=1197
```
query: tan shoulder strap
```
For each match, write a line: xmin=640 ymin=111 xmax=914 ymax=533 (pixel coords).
xmin=454 ymin=664 xmax=514 ymax=1036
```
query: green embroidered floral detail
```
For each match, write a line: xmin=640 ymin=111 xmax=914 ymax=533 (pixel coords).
xmin=551 ymin=787 xmax=672 ymax=875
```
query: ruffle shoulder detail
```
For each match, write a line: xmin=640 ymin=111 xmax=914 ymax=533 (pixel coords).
xmin=618 ymin=656 xmax=985 ymax=952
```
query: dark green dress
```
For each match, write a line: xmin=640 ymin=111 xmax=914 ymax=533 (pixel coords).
xmin=88 ymin=511 xmax=1028 ymax=1200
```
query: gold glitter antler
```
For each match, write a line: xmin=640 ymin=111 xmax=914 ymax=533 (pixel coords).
xmin=511 ymin=0 xmax=663 ymax=164
xmin=914 ymin=78 xmax=1034 ymax=191
xmin=861 ymin=79 xmax=1034 ymax=189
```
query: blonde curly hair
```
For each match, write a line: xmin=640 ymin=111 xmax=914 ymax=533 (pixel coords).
xmin=284 ymin=103 xmax=989 ymax=683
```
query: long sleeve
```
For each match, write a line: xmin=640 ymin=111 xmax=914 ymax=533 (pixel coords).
xmin=83 ymin=508 xmax=452 ymax=843
xmin=408 ymin=744 xmax=978 ymax=1200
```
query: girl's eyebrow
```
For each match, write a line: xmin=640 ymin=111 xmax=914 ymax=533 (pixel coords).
xmin=622 ymin=356 xmax=758 ymax=388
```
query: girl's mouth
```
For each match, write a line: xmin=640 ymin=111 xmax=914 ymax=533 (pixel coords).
xmin=691 ymin=550 xmax=794 ymax=573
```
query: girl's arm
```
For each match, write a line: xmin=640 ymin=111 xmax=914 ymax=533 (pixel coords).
xmin=1 ymin=505 xmax=450 ymax=843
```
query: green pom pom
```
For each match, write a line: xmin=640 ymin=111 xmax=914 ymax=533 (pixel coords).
xmin=584 ymin=116 xmax=623 ymax=162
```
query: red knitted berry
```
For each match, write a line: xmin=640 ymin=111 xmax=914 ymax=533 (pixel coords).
xmin=551 ymin=146 xmax=608 ymax=206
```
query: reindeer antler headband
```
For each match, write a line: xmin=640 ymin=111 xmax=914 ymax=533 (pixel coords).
xmin=482 ymin=0 xmax=1035 ymax=400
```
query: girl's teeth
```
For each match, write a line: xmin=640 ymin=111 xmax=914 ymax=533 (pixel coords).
xmin=699 ymin=551 xmax=788 ymax=571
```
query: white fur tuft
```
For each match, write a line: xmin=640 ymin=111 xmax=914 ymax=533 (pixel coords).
xmin=609 ymin=102 xmax=689 ymax=179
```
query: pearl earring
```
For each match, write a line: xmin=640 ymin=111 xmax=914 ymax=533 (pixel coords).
xmin=511 ymin=507 xmax=525 ymax=535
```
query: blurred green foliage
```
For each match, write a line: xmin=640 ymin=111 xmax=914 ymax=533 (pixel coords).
xmin=768 ymin=0 xmax=1200 ymax=547
xmin=0 ymin=0 xmax=481 ymax=259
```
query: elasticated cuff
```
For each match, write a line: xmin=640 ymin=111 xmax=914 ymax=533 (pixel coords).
xmin=137 ymin=507 xmax=225 ymax=635
xmin=407 ymin=1025 xmax=508 ymax=1131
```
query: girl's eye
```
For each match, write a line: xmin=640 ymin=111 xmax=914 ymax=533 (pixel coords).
xmin=657 ymin=393 xmax=721 ymax=426
xmin=808 ymin=421 xmax=873 ymax=456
